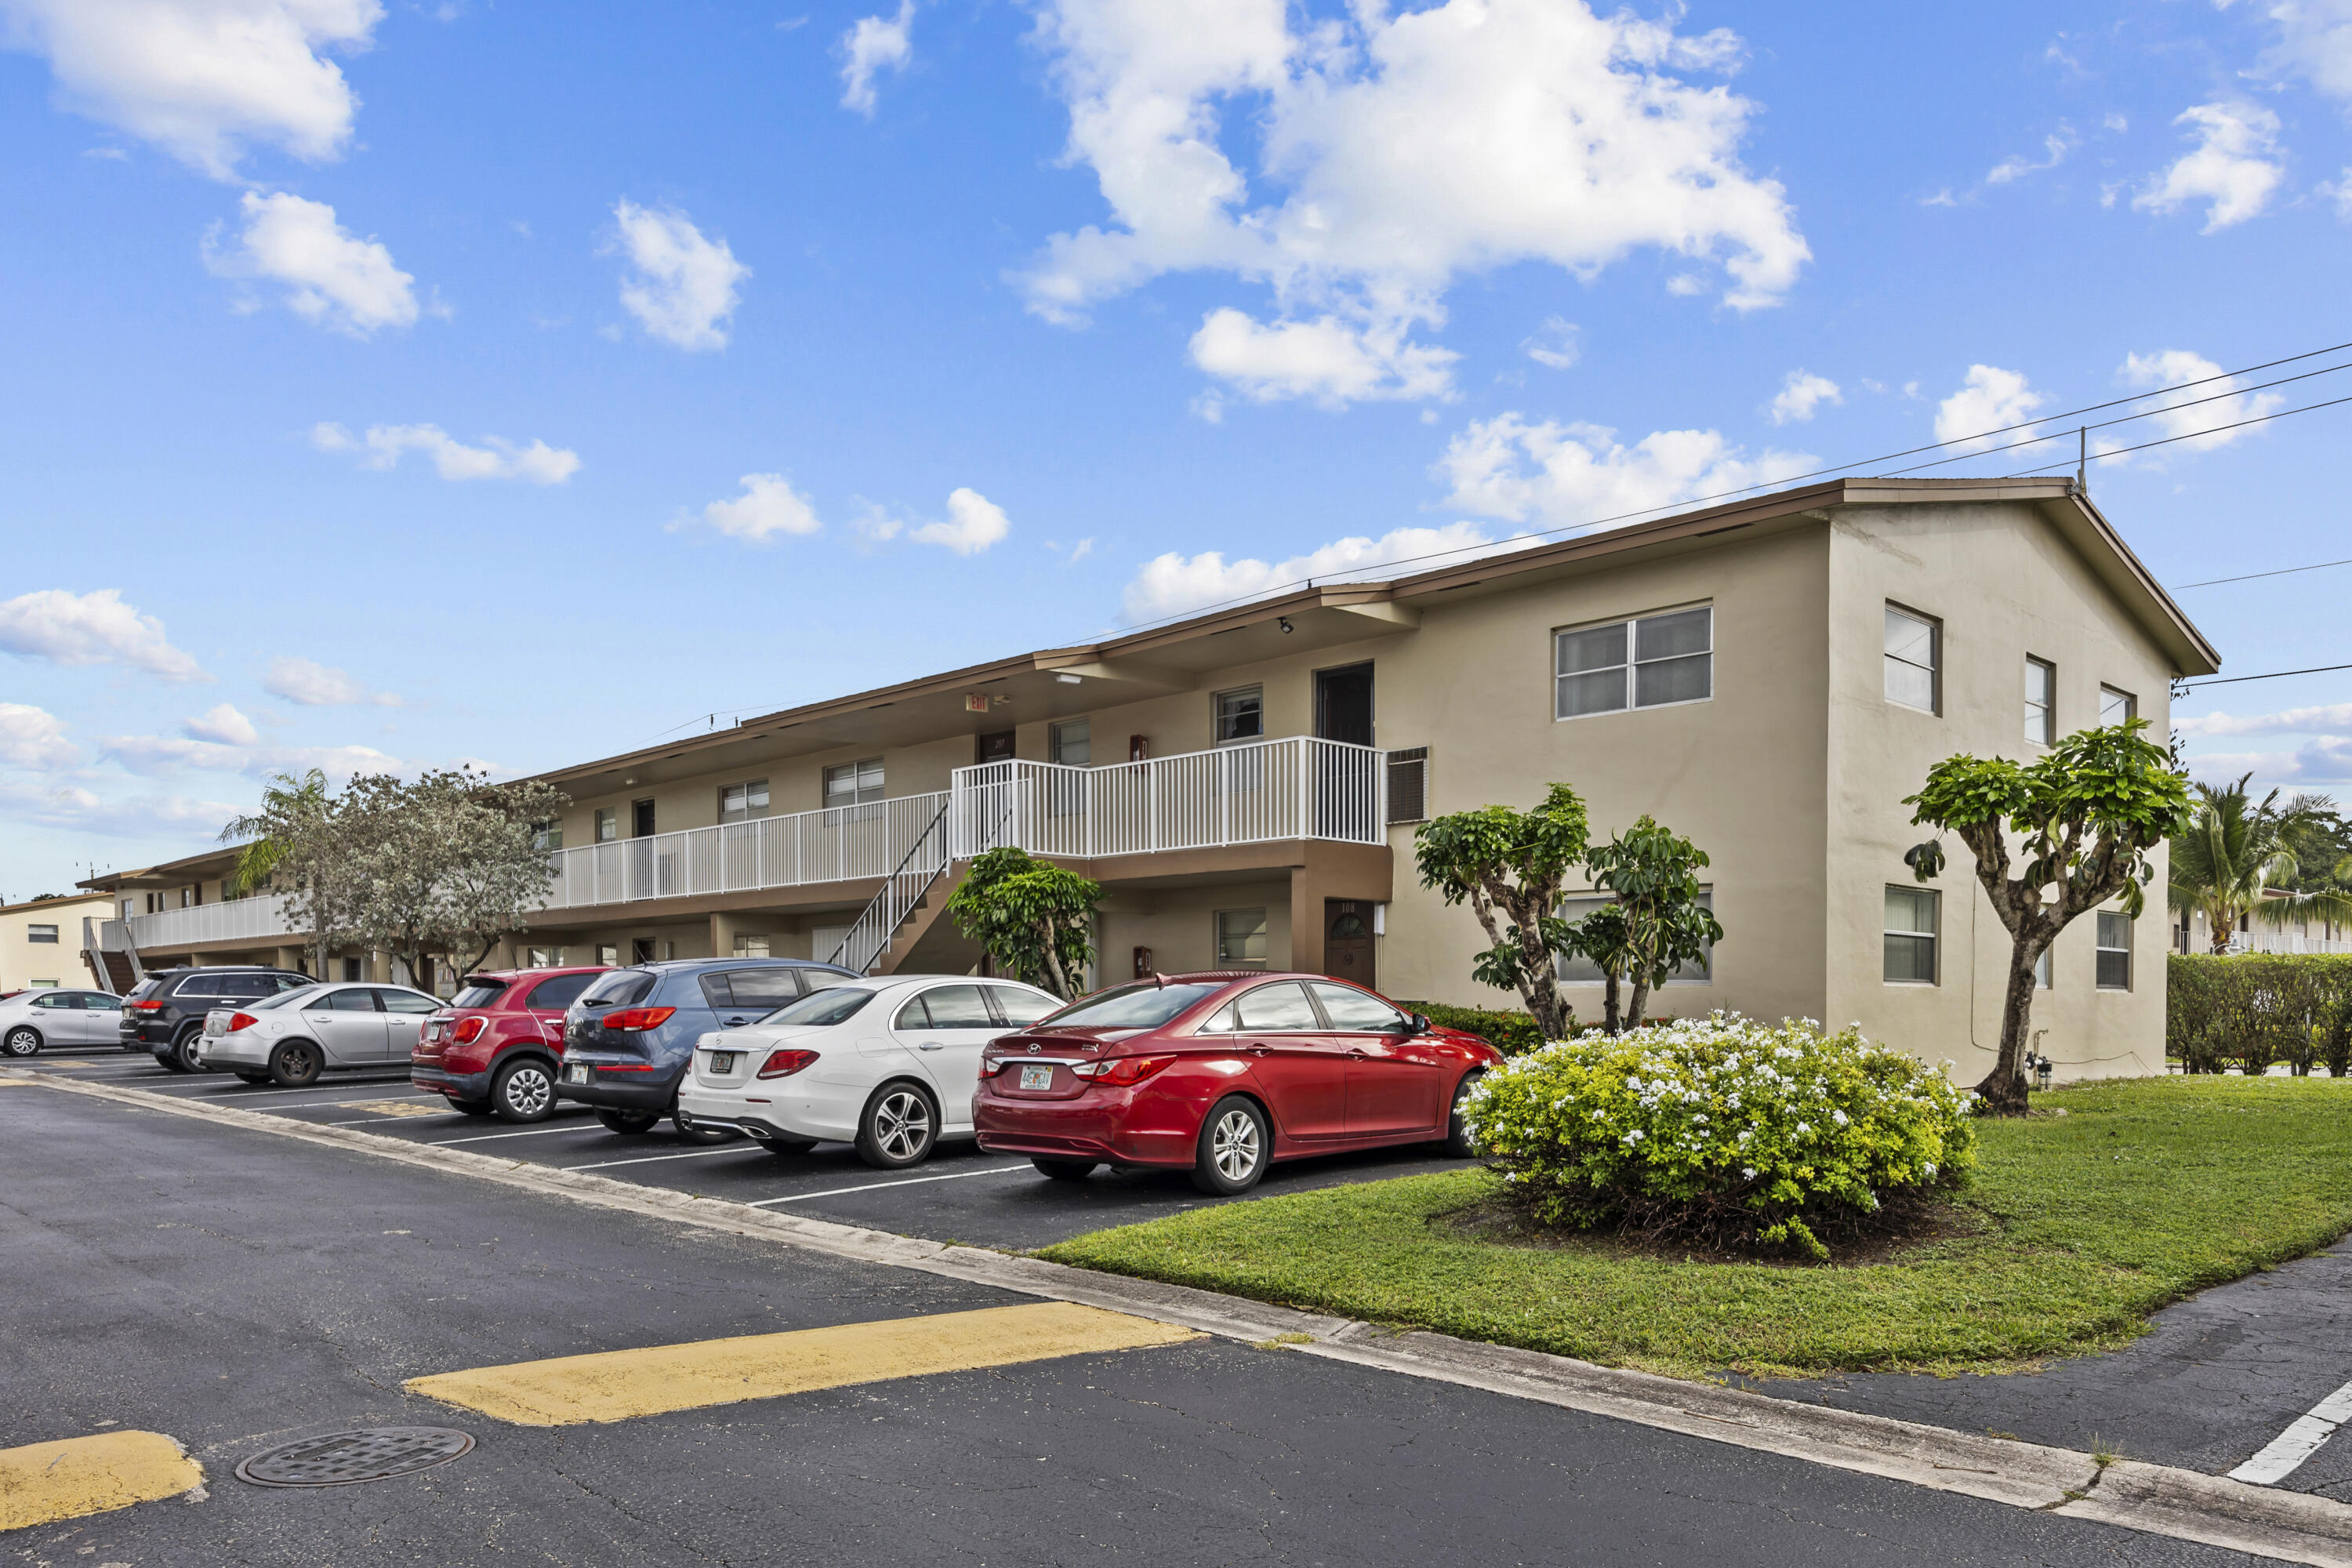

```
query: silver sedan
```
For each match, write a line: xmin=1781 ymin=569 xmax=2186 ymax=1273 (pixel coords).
xmin=197 ymin=982 xmax=441 ymax=1086
xmin=1 ymin=987 xmax=124 ymax=1057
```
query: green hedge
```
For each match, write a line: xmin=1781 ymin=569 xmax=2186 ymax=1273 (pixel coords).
xmin=1398 ymin=1000 xmax=1553 ymax=1057
xmin=2169 ymin=954 xmax=2352 ymax=1076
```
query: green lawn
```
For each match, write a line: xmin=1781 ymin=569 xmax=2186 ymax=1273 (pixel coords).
xmin=1039 ymin=1077 xmax=2352 ymax=1379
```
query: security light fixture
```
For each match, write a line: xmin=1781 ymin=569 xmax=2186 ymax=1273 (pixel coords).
xmin=1055 ymin=673 xmax=1082 ymax=684
xmin=1278 ymin=617 xmax=1293 ymax=633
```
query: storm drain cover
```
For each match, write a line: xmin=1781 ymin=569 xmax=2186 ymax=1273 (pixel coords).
xmin=234 ymin=1427 xmax=474 ymax=1488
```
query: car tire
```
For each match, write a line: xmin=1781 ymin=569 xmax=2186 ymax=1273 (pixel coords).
xmin=596 ymin=1108 xmax=661 ymax=1134
xmin=854 ymin=1081 xmax=938 ymax=1170
xmin=1033 ymin=1157 xmax=1098 ymax=1182
xmin=1190 ymin=1095 xmax=1270 ymax=1196
xmin=170 ymin=1027 xmax=208 ymax=1074
xmin=491 ymin=1059 xmax=556 ymax=1124
xmin=235 ymin=1070 xmax=271 ymax=1085
xmin=269 ymin=1039 xmax=322 ymax=1087
xmin=3 ymin=1025 xmax=41 ymax=1058
xmin=1438 ymin=1070 xmax=1484 ymax=1158
xmin=449 ymin=1097 xmax=495 ymax=1116
xmin=763 ymin=1135 xmax=819 ymax=1157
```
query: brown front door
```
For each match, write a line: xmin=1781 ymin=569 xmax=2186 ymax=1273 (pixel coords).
xmin=977 ymin=730 xmax=1015 ymax=765
xmin=1325 ymin=901 xmax=1374 ymax=988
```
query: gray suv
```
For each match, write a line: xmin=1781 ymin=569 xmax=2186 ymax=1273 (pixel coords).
xmin=121 ymin=966 xmax=312 ymax=1072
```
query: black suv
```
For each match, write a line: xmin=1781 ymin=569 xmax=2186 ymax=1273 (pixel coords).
xmin=123 ymin=967 xmax=313 ymax=1073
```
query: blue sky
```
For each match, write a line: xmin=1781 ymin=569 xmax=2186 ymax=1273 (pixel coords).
xmin=3 ymin=0 xmax=2350 ymax=898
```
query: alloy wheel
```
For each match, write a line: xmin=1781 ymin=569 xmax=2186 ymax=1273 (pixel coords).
xmin=499 ymin=1065 xmax=553 ymax=1120
xmin=3 ymin=1027 xmax=38 ymax=1058
xmin=873 ymin=1089 xmax=933 ymax=1162
xmin=1211 ymin=1108 xmax=1261 ymax=1182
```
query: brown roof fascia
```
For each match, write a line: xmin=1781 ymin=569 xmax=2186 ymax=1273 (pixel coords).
xmin=2056 ymin=488 xmax=2221 ymax=676
xmin=2 ymin=891 xmax=115 ymax=913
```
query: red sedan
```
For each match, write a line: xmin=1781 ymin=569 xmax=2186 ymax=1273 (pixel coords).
xmin=973 ymin=971 xmax=1501 ymax=1195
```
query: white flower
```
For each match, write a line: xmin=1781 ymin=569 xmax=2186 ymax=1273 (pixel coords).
xmin=1831 ymin=1109 xmax=1849 ymax=1127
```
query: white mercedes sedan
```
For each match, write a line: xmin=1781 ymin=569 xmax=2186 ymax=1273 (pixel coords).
xmin=676 ymin=974 xmax=1062 ymax=1170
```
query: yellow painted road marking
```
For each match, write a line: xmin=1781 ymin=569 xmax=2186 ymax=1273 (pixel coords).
xmin=0 ymin=1432 xmax=203 ymax=1530
xmin=336 ymin=1098 xmax=445 ymax=1117
xmin=408 ymin=1301 xmax=1197 ymax=1426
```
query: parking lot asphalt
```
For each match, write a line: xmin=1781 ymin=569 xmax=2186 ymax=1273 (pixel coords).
xmin=2 ymin=1076 xmax=2267 ymax=1566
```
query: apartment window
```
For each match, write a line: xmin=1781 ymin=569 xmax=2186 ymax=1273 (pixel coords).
xmin=631 ymin=938 xmax=655 ymax=964
xmin=593 ymin=808 xmax=619 ymax=843
xmin=719 ymin=779 xmax=770 ymax=824
xmin=2034 ymin=946 xmax=2052 ymax=989
xmin=30 ymin=979 xmax=58 ymax=989
xmin=2024 ymin=657 xmax=2056 ymax=746
xmin=180 ymin=887 xmax=196 ymax=908
xmin=1555 ymin=606 xmax=1712 ymax=720
xmin=595 ymin=944 xmax=619 ymax=967
xmin=1554 ymin=892 xmax=1714 ymax=984
xmin=1385 ymin=746 xmax=1429 ymax=825
xmin=1885 ymin=606 xmax=1940 ymax=713
xmin=2096 ymin=912 xmax=2132 ymax=991
xmin=824 ymin=757 xmax=885 ymax=808
xmin=530 ymin=820 xmax=563 ymax=852
xmin=525 ymin=946 xmax=565 ymax=968
xmin=1214 ymin=908 xmax=1269 ymax=967
xmin=732 ymin=933 xmax=771 ymax=957
xmin=1214 ymin=688 xmax=1264 ymax=746
xmin=341 ymin=957 xmax=364 ymax=982
xmin=1049 ymin=718 xmax=1091 ymax=767
xmin=2100 ymin=685 xmax=2137 ymax=726
xmin=26 ymin=924 xmax=58 ymax=943
xmin=1884 ymin=887 xmax=1940 ymax=984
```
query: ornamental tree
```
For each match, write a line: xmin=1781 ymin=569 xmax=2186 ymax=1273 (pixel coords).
xmin=220 ymin=769 xmax=362 ymax=977
xmin=946 ymin=847 xmax=1101 ymax=1000
xmin=1412 ymin=783 xmax=1591 ymax=1039
xmin=344 ymin=768 xmax=570 ymax=988
xmin=1904 ymin=718 xmax=2191 ymax=1116
xmin=1573 ymin=815 xmax=1724 ymax=1033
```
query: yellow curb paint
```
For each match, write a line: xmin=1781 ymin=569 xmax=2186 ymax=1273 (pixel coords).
xmin=336 ymin=1099 xmax=445 ymax=1117
xmin=408 ymin=1301 xmax=1197 ymax=1426
xmin=0 ymin=1432 xmax=203 ymax=1530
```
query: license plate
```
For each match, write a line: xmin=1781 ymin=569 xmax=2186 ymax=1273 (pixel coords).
xmin=709 ymin=1052 xmax=737 ymax=1073
xmin=1020 ymin=1065 xmax=1054 ymax=1091
xmin=565 ymin=1064 xmax=592 ymax=1084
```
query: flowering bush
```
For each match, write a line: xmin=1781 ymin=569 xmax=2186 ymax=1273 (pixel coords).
xmin=1461 ymin=1013 xmax=1977 ymax=1261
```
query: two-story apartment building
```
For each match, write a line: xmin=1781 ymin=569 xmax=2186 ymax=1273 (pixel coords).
xmin=84 ymin=477 xmax=2218 ymax=1083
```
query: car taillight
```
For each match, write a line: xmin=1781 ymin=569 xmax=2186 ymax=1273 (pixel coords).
xmin=129 ymin=1000 xmax=165 ymax=1012
xmin=453 ymin=1016 xmax=487 ymax=1044
xmin=1072 ymin=1054 xmax=1174 ymax=1086
xmin=226 ymin=1012 xmax=257 ymax=1033
xmin=600 ymin=1007 xmax=677 ymax=1032
xmin=756 ymin=1049 xmax=819 ymax=1080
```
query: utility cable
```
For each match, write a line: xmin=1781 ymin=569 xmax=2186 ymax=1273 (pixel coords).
xmin=2173 ymin=557 xmax=2352 ymax=590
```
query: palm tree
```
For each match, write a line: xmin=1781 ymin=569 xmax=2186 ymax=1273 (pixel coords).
xmin=2168 ymin=775 xmax=2352 ymax=951
xmin=219 ymin=770 xmax=339 ymax=974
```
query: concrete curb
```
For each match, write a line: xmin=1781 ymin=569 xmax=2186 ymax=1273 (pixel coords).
xmin=20 ymin=1069 xmax=2352 ymax=1566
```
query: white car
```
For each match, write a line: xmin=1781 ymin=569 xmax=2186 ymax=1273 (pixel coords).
xmin=196 ymin=981 xmax=443 ymax=1086
xmin=1 ymin=987 xmax=124 ymax=1057
xmin=677 ymin=975 xmax=1062 ymax=1169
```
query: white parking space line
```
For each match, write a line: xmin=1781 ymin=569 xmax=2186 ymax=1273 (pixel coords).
xmin=324 ymin=1111 xmax=474 ymax=1127
xmin=748 ymin=1163 xmax=1033 ymax=1207
xmin=2230 ymin=1377 xmax=2352 ymax=1485
xmin=430 ymin=1121 xmax=602 ymax=1145
xmin=564 ymin=1145 xmax=762 ymax=1171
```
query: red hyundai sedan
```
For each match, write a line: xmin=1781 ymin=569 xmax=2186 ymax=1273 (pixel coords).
xmin=973 ymin=971 xmax=1501 ymax=1195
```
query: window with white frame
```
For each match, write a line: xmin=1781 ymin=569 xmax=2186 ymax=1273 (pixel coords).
xmin=525 ymin=946 xmax=565 ymax=968
xmin=2096 ymin=912 xmax=2132 ymax=990
xmin=2025 ymin=657 xmax=2056 ymax=746
xmin=1555 ymin=606 xmax=1711 ymax=720
xmin=2034 ymin=946 xmax=2051 ymax=989
xmin=719 ymin=779 xmax=770 ymax=824
xmin=1884 ymin=886 xmax=1940 ymax=983
xmin=824 ymin=758 xmax=884 ymax=808
xmin=1885 ymin=606 xmax=1940 ymax=712
xmin=531 ymin=820 xmax=563 ymax=852
xmin=26 ymin=924 xmax=58 ymax=943
xmin=731 ymin=932 xmax=771 ymax=957
xmin=1215 ymin=908 xmax=1268 ymax=966
xmin=595 ymin=943 xmax=618 ymax=966
xmin=593 ymin=808 xmax=619 ymax=843
xmin=1553 ymin=891 xmax=1714 ymax=984
xmin=2100 ymin=685 xmax=2137 ymax=726
xmin=1214 ymin=688 xmax=1264 ymax=746
xmin=1049 ymin=717 xmax=1091 ymax=767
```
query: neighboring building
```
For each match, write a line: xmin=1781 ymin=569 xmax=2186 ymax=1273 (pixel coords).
xmin=2177 ymin=898 xmax=2352 ymax=956
xmin=82 ymin=477 xmax=2219 ymax=1083
xmin=0 ymin=892 xmax=118 ymax=992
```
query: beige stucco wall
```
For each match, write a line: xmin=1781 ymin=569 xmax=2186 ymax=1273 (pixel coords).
xmin=0 ymin=895 xmax=112 ymax=989
xmin=1098 ymin=877 xmax=1295 ymax=979
xmin=1824 ymin=502 xmax=2179 ymax=1083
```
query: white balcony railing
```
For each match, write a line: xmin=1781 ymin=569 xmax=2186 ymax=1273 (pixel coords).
xmin=539 ymin=791 xmax=952 ymax=911
xmin=120 ymin=893 xmax=298 ymax=953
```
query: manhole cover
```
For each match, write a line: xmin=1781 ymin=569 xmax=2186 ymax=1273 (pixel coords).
xmin=234 ymin=1427 xmax=474 ymax=1488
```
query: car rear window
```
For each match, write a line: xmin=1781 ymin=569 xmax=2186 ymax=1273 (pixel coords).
xmin=524 ymin=973 xmax=598 ymax=1011
xmin=701 ymin=969 xmax=804 ymax=1010
xmin=579 ymin=969 xmax=655 ymax=1008
xmin=760 ymin=987 xmax=875 ymax=1028
xmin=174 ymin=972 xmax=273 ymax=1000
xmin=450 ymin=979 xmax=511 ymax=1009
xmin=252 ymin=989 xmax=309 ymax=1011
xmin=125 ymin=978 xmax=164 ymax=1001
xmin=1040 ymin=982 xmax=1223 ymax=1030
xmin=989 ymin=986 xmax=1062 ymax=1025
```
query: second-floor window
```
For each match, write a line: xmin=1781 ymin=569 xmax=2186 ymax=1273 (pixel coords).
xmin=2097 ymin=912 xmax=2132 ymax=990
xmin=27 ymin=924 xmax=57 ymax=943
xmin=2100 ymin=685 xmax=2137 ymax=726
xmin=1555 ymin=606 xmax=1711 ymax=720
xmin=1050 ymin=718 xmax=1091 ymax=767
xmin=2025 ymin=657 xmax=2056 ymax=746
xmin=1214 ymin=688 xmax=1264 ymax=746
xmin=531 ymin=820 xmax=562 ymax=852
xmin=593 ymin=808 xmax=619 ymax=843
xmin=1884 ymin=605 xmax=1940 ymax=713
xmin=825 ymin=758 xmax=884 ymax=808
xmin=720 ymin=779 xmax=770 ymax=823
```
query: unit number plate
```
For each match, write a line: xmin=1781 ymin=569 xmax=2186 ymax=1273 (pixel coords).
xmin=1020 ymin=1065 xmax=1054 ymax=1091
xmin=565 ymin=1064 xmax=592 ymax=1084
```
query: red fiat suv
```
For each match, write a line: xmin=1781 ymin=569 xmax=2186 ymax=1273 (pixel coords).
xmin=973 ymin=971 xmax=1500 ymax=1195
xmin=412 ymin=967 xmax=606 ymax=1123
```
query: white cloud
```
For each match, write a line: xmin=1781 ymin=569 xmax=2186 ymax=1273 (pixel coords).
xmin=686 ymin=474 xmax=823 ymax=543
xmin=909 ymin=488 xmax=1010 ymax=556
xmin=2183 ymin=739 xmax=2352 ymax=786
xmin=2111 ymin=350 xmax=2285 ymax=456
xmin=1522 ymin=317 xmax=1580 ymax=371
xmin=0 ymin=704 xmax=82 ymax=770
xmin=0 ymin=0 xmax=383 ymax=179
xmin=310 ymin=421 xmax=579 ymax=483
xmin=2174 ymin=702 xmax=2352 ymax=737
xmin=262 ymin=655 xmax=401 ymax=707
xmin=182 ymin=702 xmax=258 ymax=746
xmin=1933 ymin=365 xmax=2045 ymax=452
xmin=1187 ymin=308 xmax=1458 ymax=405
xmin=1123 ymin=521 xmax=1511 ymax=623
xmin=1986 ymin=125 xmax=2078 ymax=186
xmin=0 ymin=779 xmax=244 ymax=838
xmin=1436 ymin=414 xmax=1815 ymax=526
xmin=207 ymin=191 xmax=420 ymax=335
xmin=840 ymin=0 xmax=913 ymax=116
xmin=2255 ymin=0 xmax=2352 ymax=100
xmin=0 ymin=588 xmax=205 ymax=681
xmin=611 ymin=200 xmax=749 ymax=352
xmin=2132 ymin=103 xmax=2284 ymax=233
xmin=99 ymin=734 xmax=398 ymax=778
xmin=1768 ymin=369 xmax=1841 ymax=425
xmin=1018 ymin=0 xmax=1808 ymax=406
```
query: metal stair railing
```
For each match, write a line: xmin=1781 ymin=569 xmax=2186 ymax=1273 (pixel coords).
xmin=824 ymin=800 xmax=953 ymax=975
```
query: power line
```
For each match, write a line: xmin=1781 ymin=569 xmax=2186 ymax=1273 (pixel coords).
xmin=2179 ymin=662 xmax=2352 ymax=691
xmin=2174 ymin=557 xmax=2352 ymax=590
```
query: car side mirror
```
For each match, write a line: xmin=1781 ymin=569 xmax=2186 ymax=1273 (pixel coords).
xmin=1407 ymin=1014 xmax=1431 ymax=1036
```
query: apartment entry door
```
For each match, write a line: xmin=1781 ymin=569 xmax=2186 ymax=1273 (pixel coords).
xmin=976 ymin=731 xmax=1015 ymax=765
xmin=1313 ymin=662 xmax=1373 ymax=837
xmin=1324 ymin=900 xmax=1374 ymax=989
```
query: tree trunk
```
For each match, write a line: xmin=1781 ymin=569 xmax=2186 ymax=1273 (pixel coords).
xmin=1039 ymin=920 xmax=1072 ymax=1000
xmin=1627 ymin=978 xmax=1652 ymax=1030
xmin=1600 ymin=972 xmax=1621 ymax=1034
xmin=1973 ymin=943 xmax=2042 ymax=1116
